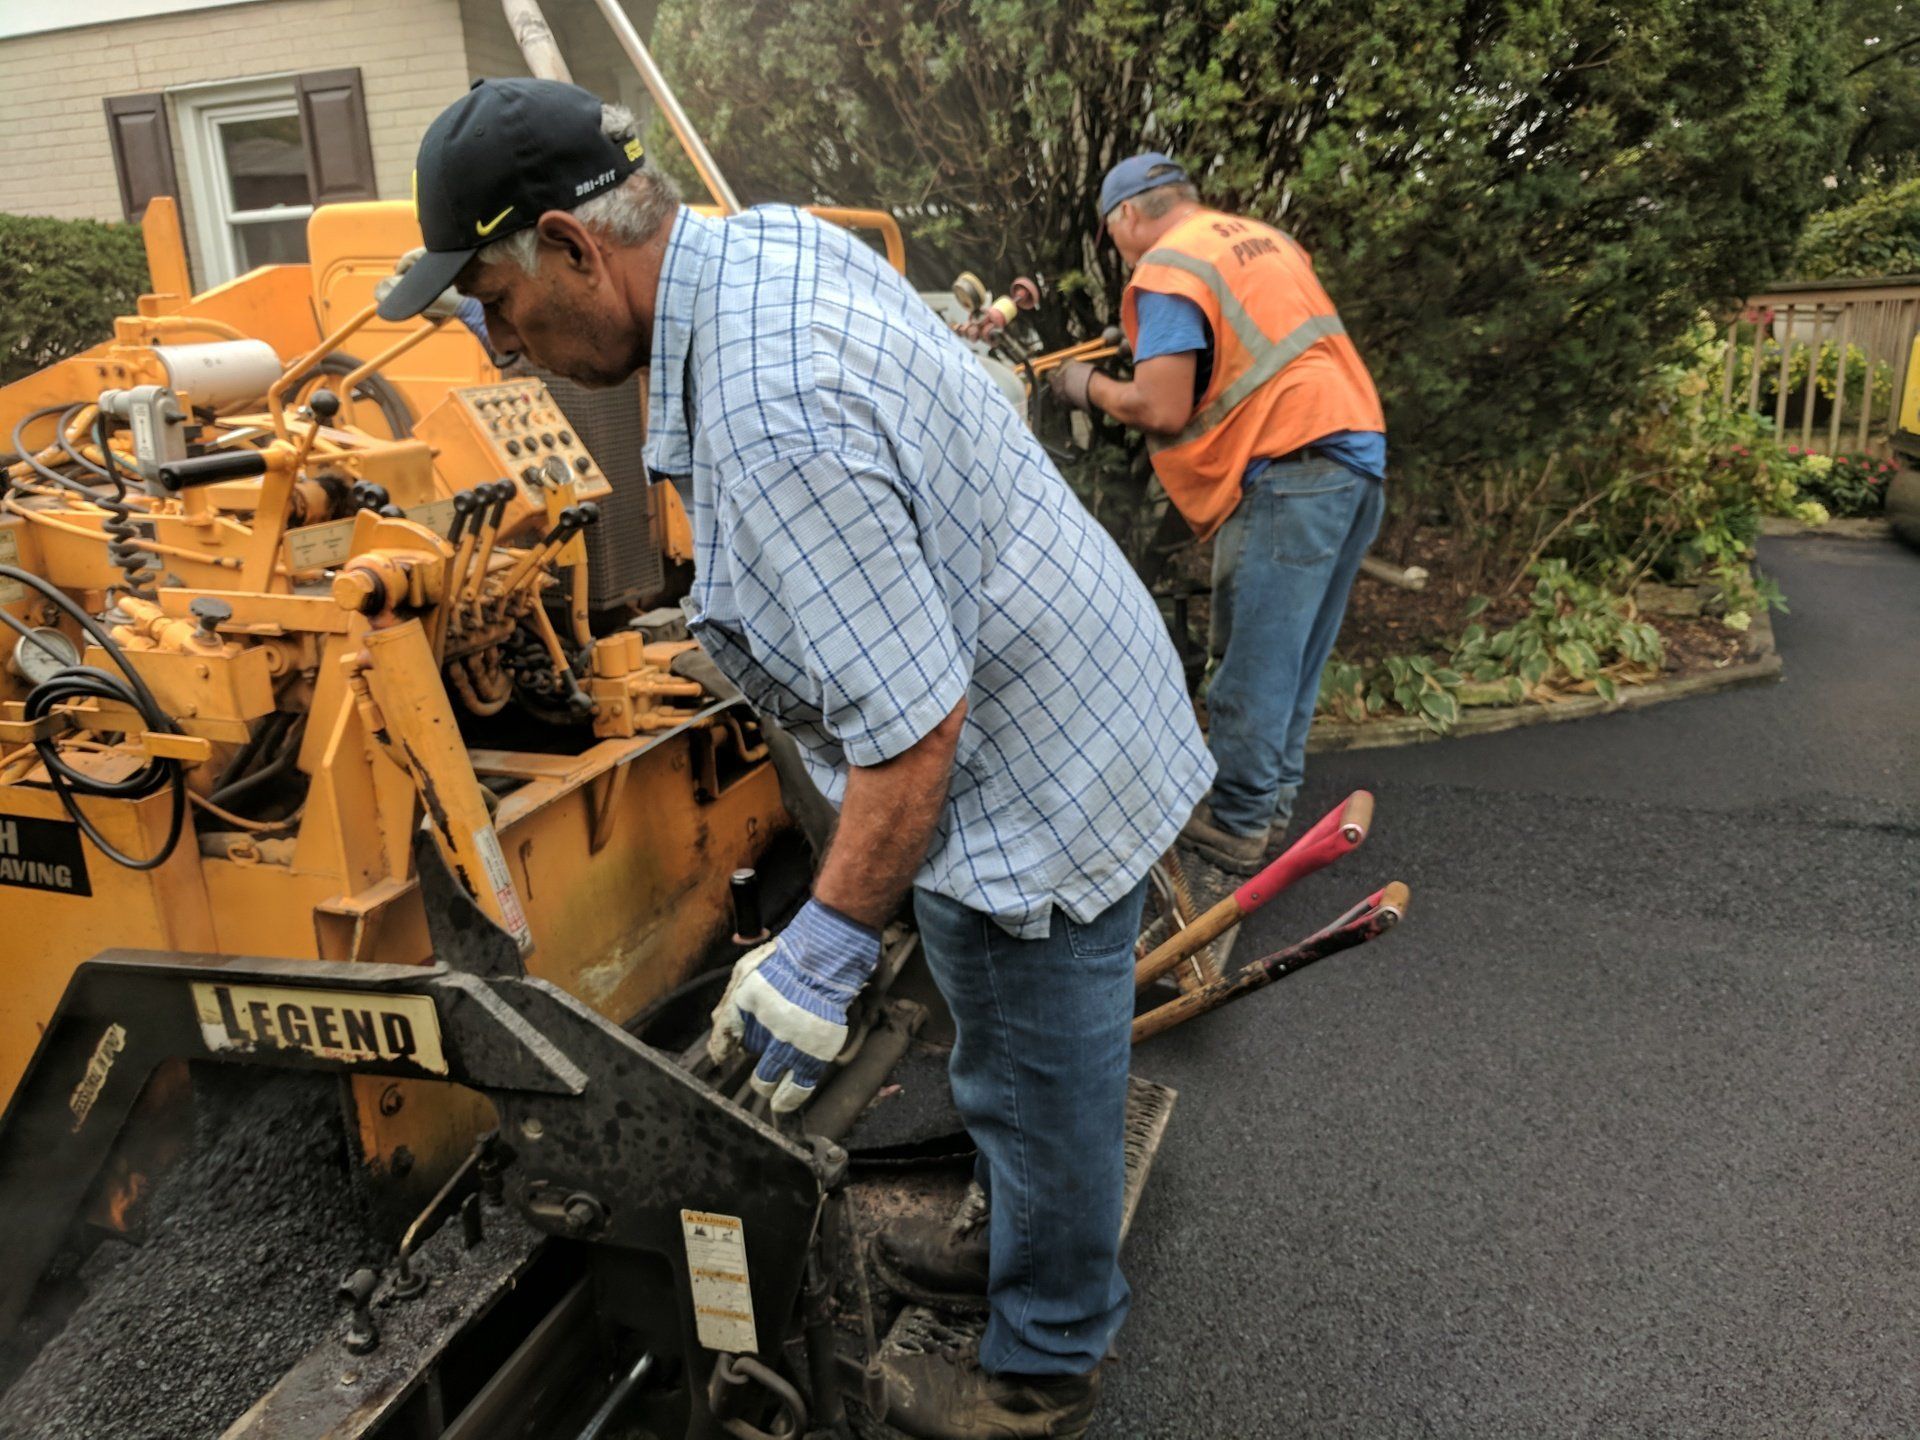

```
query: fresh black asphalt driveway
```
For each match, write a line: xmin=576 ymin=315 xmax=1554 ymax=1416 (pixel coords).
xmin=1110 ymin=536 xmax=1920 ymax=1438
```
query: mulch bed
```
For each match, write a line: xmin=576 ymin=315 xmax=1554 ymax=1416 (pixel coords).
xmin=1336 ymin=527 xmax=1749 ymax=676
xmin=1173 ymin=524 xmax=1749 ymax=681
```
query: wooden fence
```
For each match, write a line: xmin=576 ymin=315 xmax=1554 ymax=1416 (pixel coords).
xmin=1721 ymin=276 xmax=1920 ymax=454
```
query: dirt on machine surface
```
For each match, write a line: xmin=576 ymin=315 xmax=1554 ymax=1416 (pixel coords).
xmin=0 ymin=1068 xmax=374 ymax=1440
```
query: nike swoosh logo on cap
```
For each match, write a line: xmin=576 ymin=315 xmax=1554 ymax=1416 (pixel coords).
xmin=475 ymin=205 xmax=515 ymax=236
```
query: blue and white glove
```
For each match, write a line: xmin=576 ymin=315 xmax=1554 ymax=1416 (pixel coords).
xmin=707 ymin=899 xmax=881 ymax=1114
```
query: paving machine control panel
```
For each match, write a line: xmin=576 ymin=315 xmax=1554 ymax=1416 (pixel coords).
xmin=454 ymin=379 xmax=614 ymax=503
xmin=415 ymin=378 xmax=613 ymax=539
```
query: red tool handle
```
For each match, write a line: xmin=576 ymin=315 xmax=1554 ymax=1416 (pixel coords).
xmin=1133 ymin=790 xmax=1375 ymax=990
xmin=1232 ymin=789 xmax=1373 ymax=914
xmin=1133 ymin=880 xmax=1408 ymax=1043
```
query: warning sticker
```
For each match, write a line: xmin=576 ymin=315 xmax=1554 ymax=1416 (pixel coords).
xmin=283 ymin=498 xmax=458 ymax=571
xmin=0 ymin=814 xmax=92 ymax=896
xmin=473 ymin=824 xmax=534 ymax=952
xmin=681 ymin=1209 xmax=758 ymax=1353
xmin=191 ymin=982 xmax=447 ymax=1074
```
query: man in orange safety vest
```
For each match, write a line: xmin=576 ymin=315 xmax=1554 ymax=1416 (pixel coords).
xmin=1051 ymin=153 xmax=1388 ymax=874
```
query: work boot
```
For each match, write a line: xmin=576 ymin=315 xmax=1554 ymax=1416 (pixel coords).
xmin=876 ymin=1183 xmax=990 ymax=1311
xmin=1178 ymin=800 xmax=1269 ymax=876
xmin=881 ymin=1314 xmax=1100 ymax=1440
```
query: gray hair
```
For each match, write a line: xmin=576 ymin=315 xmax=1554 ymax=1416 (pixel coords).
xmin=477 ymin=102 xmax=681 ymax=273
xmin=1127 ymin=180 xmax=1201 ymax=221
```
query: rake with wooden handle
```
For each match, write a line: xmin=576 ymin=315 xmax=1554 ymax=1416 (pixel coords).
xmin=1136 ymin=790 xmax=1375 ymax=991
xmin=1133 ymin=880 xmax=1410 ymax=1043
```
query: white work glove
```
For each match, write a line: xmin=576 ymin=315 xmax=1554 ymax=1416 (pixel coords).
xmin=1048 ymin=359 xmax=1098 ymax=412
xmin=707 ymin=899 xmax=880 ymax=1113
xmin=374 ymin=247 xmax=466 ymax=322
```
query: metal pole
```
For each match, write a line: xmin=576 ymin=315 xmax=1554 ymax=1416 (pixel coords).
xmin=577 ymin=1352 xmax=656 ymax=1440
xmin=501 ymin=0 xmax=573 ymax=82
xmin=584 ymin=0 xmax=743 ymax=214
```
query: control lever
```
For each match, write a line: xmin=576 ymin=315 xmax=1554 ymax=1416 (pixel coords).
xmin=462 ymin=480 xmax=518 ymax=614
xmin=154 ymin=448 xmax=268 ymax=491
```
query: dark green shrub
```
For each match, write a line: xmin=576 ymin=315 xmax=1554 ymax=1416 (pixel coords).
xmin=656 ymin=0 xmax=1847 ymax=502
xmin=1790 ymin=177 xmax=1920 ymax=280
xmin=0 ymin=213 xmax=150 ymax=386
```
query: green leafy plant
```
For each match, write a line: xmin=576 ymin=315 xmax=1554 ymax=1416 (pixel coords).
xmin=1748 ymin=333 xmax=1897 ymax=424
xmin=1318 ymin=654 xmax=1462 ymax=733
xmin=1535 ymin=324 xmax=1797 ymax=605
xmin=1451 ymin=566 xmax=1665 ymax=706
xmin=0 ymin=213 xmax=150 ymax=386
xmin=1788 ymin=448 xmax=1894 ymax=515
xmin=1318 ymin=562 xmax=1668 ymax=731
xmin=1791 ymin=175 xmax=1920 ymax=280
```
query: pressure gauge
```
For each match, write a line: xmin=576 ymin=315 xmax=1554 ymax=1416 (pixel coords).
xmin=8 ymin=626 xmax=79 ymax=685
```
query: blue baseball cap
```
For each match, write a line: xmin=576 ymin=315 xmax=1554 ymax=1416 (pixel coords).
xmin=1098 ymin=152 xmax=1191 ymax=220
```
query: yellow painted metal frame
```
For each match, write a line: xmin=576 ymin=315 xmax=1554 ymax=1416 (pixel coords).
xmin=0 ymin=198 xmax=799 ymax=1232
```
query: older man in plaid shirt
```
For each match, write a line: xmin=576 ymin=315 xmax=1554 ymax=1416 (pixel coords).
xmin=385 ymin=79 xmax=1212 ymax=1439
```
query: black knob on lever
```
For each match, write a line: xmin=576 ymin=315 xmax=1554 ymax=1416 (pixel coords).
xmin=155 ymin=449 xmax=269 ymax=491
xmin=447 ymin=487 xmax=481 ymax=545
xmin=730 ymin=868 xmax=768 ymax=946
xmin=307 ymin=388 xmax=341 ymax=423
xmin=189 ymin=596 xmax=233 ymax=638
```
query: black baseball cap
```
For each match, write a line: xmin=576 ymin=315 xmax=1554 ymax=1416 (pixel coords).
xmin=377 ymin=77 xmax=644 ymax=321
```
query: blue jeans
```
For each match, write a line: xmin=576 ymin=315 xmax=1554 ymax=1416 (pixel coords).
xmin=1205 ymin=459 xmax=1384 ymax=835
xmin=911 ymin=878 xmax=1149 ymax=1376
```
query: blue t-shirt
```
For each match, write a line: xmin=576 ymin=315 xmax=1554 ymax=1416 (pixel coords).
xmin=1131 ymin=291 xmax=1385 ymax=482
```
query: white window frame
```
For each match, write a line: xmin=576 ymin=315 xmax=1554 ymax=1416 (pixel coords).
xmin=174 ymin=76 xmax=313 ymax=287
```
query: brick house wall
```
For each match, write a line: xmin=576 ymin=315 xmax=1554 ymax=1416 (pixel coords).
xmin=0 ymin=0 xmax=660 ymax=290
xmin=0 ymin=0 xmax=469 ymax=277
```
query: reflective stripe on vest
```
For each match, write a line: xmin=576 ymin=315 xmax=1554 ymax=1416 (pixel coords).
xmin=1136 ymin=246 xmax=1349 ymax=452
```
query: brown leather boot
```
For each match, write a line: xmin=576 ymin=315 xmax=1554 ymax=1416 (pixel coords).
xmin=1178 ymin=800 xmax=1269 ymax=876
xmin=876 ymin=1183 xmax=990 ymax=1311
xmin=881 ymin=1314 xmax=1099 ymax=1440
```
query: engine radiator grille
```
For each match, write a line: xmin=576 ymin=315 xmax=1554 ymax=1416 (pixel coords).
xmin=532 ymin=367 xmax=665 ymax=611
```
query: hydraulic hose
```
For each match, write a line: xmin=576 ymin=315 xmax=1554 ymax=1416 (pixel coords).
xmin=0 ymin=564 xmax=187 ymax=870
xmin=91 ymin=412 xmax=158 ymax=592
xmin=9 ymin=404 xmax=108 ymax=500
xmin=56 ymin=404 xmax=113 ymax=483
xmin=287 ymin=353 xmax=415 ymax=438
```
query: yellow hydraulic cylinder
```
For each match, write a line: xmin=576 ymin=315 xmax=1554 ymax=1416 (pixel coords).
xmin=353 ymin=619 xmax=535 ymax=953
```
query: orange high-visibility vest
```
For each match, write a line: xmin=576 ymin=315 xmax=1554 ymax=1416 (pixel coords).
xmin=1121 ymin=210 xmax=1384 ymax=540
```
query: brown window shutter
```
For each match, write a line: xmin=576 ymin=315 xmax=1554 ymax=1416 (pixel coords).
xmin=103 ymin=92 xmax=180 ymax=222
xmin=295 ymin=68 xmax=379 ymax=204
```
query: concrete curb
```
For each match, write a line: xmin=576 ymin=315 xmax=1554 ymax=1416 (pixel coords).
xmin=1306 ymin=608 xmax=1782 ymax=755
xmin=1761 ymin=515 xmax=1892 ymax=541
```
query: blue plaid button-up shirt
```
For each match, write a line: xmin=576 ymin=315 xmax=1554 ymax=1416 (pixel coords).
xmin=644 ymin=206 xmax=1213 ymax=938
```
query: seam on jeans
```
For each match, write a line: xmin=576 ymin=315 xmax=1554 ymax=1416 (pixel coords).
xmin=975 ymin=908 xmax=1039 ymax=1371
